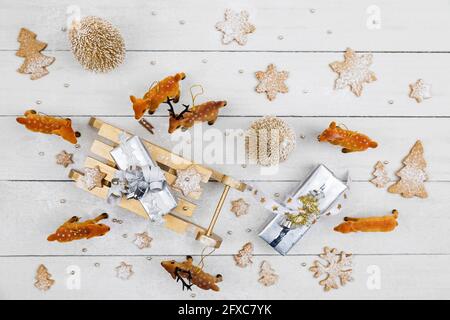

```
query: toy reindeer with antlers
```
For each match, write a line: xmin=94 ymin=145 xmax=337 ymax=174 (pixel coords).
xmin=165 ymin=86 xmax=227 ymax=133
xmin=16 ymin=110 xmax=80 ymax=144
xmin=161 ymin=255 xmax=223 ymax=291
xmin=130 ymin=72 xmax=186 ymax=120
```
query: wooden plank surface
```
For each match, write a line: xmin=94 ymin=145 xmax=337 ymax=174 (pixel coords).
xmin=1 ymin=255 xmax=448 ymax=300
xmin=0 ymin=180 xmax=449 ymax=255
xmin=1 ymin=0 xmax=449 ymax=300
xmin=1 ymin=0 xmax=450 ymax=52
xmin=2 ymin=51 xmax=450 ymax=117
xmin=2 ymin=117 xmax=450 ymax=181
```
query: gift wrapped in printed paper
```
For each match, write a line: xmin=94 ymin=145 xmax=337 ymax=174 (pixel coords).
xmin=258 ymin=164 xmax=349 ymax=255
xmin=108 ymin=134 xmax=177 ymax=222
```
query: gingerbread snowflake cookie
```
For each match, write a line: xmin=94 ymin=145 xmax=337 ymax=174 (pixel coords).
xmin=215 ymin=9 xmax=255 ymax=46
xmin=172 ymin=165 xmax=205 ymax=196
xmin=255 ymin=64 xmax=289 ymax=101
xmin=409 ymin=79 xmax=432 ymax=103
xmin=309 ymin=246 xmax=353 ymax=292
xmin=234 ymin=242 xmax=253 ymax=268
xmin=230 ymin=198 xmax=250 ymax=217
xmin=330 ymin=48 xmax=377 ymax=97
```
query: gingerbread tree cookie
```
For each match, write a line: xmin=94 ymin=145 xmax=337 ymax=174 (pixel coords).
xmin=371 ymin=161 xmax=389 ymax=188
xmin=34 ymin=264 xmax=55 ymax=291
xmin=388 ymin=140 xmax=428 ymax=198
xmin=234 ymin=242 xmax=253 ymax=268
xmin=409 ymin=79 xmax=432 ymax=103
xmin=16 ymin=28 xmax=55 ymax=80
xmin=258 ymin=260 xmax=279 ymax=286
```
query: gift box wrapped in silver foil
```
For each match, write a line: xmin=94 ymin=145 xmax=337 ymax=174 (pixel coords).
xmin=109 ymin=135 xmax=177 ymax=222
xmin=258 ymin=164 xmax=348 ymax=255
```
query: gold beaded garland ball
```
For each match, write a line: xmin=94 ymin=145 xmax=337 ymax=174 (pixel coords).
xmin=68 ymin=16 xmax=125 ymax=73
xmin=246 ymin=116 xmax=296 ymax=167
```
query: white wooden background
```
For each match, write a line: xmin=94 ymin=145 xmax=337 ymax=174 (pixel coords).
xmin=1 ymin=0 xmax=450 ymax=300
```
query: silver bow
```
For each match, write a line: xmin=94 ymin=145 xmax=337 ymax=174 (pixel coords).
xmin=123 ymin=165 xmax=166 ymax=200
xmin=107 ymin=133 xmax=177 ymax=222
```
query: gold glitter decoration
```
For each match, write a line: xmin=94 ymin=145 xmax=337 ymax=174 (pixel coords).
xmin=34 ymin=264 xmax=55 ymax=291
xmin=286 ymin=194 xmax=320 ymax=227
xmin=55 ymin=150 xmax=74 ymax=168
xmin=330 ymin=48 xmax=377 ymax=97
xmin=409 ymin=79 xmax=432 ymax=103
xmin=255 ymin=64 xmax=289 ymax=101
xmin=68 ymin=16 xmax=125 ymax=73
xmin=246 ymin=116 xmax=296 ymax=167
xmin=16 ymin=28 xmax=55 ymax=80
xmin=215 ymin=9 xmax=255 ymax=46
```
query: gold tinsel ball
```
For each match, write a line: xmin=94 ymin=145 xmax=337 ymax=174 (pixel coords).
xmin=246 ymin=116 xmax=296 ymax=167
xmin=68 ymin=16 xmax=125 ymax=72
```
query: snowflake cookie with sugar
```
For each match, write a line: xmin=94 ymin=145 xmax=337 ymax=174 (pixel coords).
xmin=329 ymin=48 xmax=377 ymax=97
xmin=215 ymin=9 xmax=256 ymax=46
xmin=309 ymin=246 xmax=353 ymax=291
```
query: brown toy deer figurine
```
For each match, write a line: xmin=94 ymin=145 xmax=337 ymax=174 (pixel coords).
xmin=334 ymin=209 xmax=399 ymax=233
xmin=165 ymin=98 xmax=227 ymax=133
xmin=161 ymin=255 xmax=223 ymax=291
xmin=47 ymin=213 xmax=110 ymax=243
xmin=318 ymin=121 xmax=378 ymax=153
xmin=130 ymin=72 xmax=186 ymax=120
xmin=16 ymin=110 xmax=80 ymax=144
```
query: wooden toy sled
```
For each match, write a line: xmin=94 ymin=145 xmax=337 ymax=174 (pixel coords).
xmin=68 ymin=117 xmax=246 ymax=248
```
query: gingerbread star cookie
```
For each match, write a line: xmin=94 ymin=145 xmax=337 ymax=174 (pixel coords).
xmin=115 ymin=261 xmax=134 ymax=280
xmin=230 ymin=198 xmax=250 ymax=217
xmin=172 ymin=165 xmax=204 ymax=196
xmin=55 ymin=150 xmax=74 ymax=168
xmin=409 ymin=79 xmax=432 ymax=103
xmin=215 ymin=9 xmax=256 ymax=46
xmin=255 ymin=64 xmax=289 ymax=101
xmin=133 ymin=232 xmax=153 ymax=249
xmin=330 ymin=48 xmax=377 ymax=97
xmin=83 ymin=166 xmax=106 ymax=190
